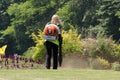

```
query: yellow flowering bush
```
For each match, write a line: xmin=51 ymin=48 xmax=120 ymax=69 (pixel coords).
xmin=24 ymin=27 xmax=83 ymax=60
xmin=62 ymin=27 xmax=82 ymax=55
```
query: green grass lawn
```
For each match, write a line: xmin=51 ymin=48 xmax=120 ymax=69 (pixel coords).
xmin=0 ymin=69 xmax=120 ymax=80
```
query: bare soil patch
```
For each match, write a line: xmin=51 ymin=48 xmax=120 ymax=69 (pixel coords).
xmin=61 ymin=55 xmax=90 ymax=69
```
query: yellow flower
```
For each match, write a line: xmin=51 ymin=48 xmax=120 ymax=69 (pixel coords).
xmin=0 ymin=45 xmax=7 ymax=55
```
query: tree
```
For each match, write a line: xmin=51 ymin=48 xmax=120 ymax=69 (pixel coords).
xmin=0 ymin=0 xmax=120 ymax=56
xmin=0 ymin=0 xmax=11 ymax=30
xmin=5 ymin=0 xmax=70 ymax=55
xmin=95 ymin=0 xmax=120 ymax=41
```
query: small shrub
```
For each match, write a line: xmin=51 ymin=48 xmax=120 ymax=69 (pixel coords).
xmin=98 ymin=57 xmax=111 ymax=69
xmin=24 ymin=30 xmax=46 ymax=61
xmin=112 ymin=62 xmax=120 ymax=71
xmin=62 ymin=25 xmax=82 ymax=55
xmin=95 ymin=35 xmax=117 ymax=63
xmin=32 ymin=30 xmax=46 ymax=60
xmin=90 ymin=57 xmax=110 ymax=70
xmin=82 ymin=38 xmax=97 ymax=57
xmin=114 ymin=44 xmax=120 ymax=62
xmin=29 ymin=26 xmax=83 ymax=60
xmin=23 ymin=47 xmax=36 ymax=58
xmin=82 ymin=34 xmax=117 ymax=63
xmin=32 ymin=44 xmax=46 ymax=61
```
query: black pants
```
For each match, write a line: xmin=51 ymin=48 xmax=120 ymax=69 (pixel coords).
xmin=44 ymin=41 xmax=58 ymax=69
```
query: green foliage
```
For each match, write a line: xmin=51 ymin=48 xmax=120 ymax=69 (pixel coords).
xmin=90 ymin=57 xmax=110 ymax=69
xmin=24 ymin=26 xmax=83 ymax=60
xmin=6 ymin=1 xmax=38 ymax=54
xmin=4 ymin=0 xmax=69 ymax=55
xmin=114 ymin=44 xmax=120 ymax=62
xmin=57 ymin=0 xmax=120 ymax=41
xmin=0 ymin=26 xmax=16 ymax=55
xmin=62 ymin=25 xmax=82 ymax=55
xmin=82 ymin=38 xmax=97 ymax=57
xmin=82 ymin=33 xmax=117 ymax=63
xmin=81 ymin=25 xmax=106 ymax=38
xmin=1 ymin=26 xmax=15 ymax=37
xmin=31 ymin=30 xmax=46 ymax=60
xmin=116 ymin=11 xmax=120 ymax=18
xmin=23 ymin=47 xmax=36 ymax=58
xmin=95 ymin=35 xmax=115 ymax=58
xmin=32 ymin=44 xmax=46 ymax=60
xmin=112 ymin=62 xmax=120 ymax=71
xmin=57 ymin=1 xmax=72 ymax=30
xmin=57 ymin=0 xmax=98 ymax=30
xmin=7 ymin=1 xmax=35 ymax=24
xmin=114 ymin=44 xmax=120 ymax=56
xmin=0 ymin=0 xmax=11 ymax=30
xmin=95 ymin=36 xmax=116 ymax=63
xmin=31 ymin=30 xmax=45 ymax=45
xmin=0 ymin=0 xmax=120 ymax=58
xmin=95 ymin=0 xmax=120 ymax=40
